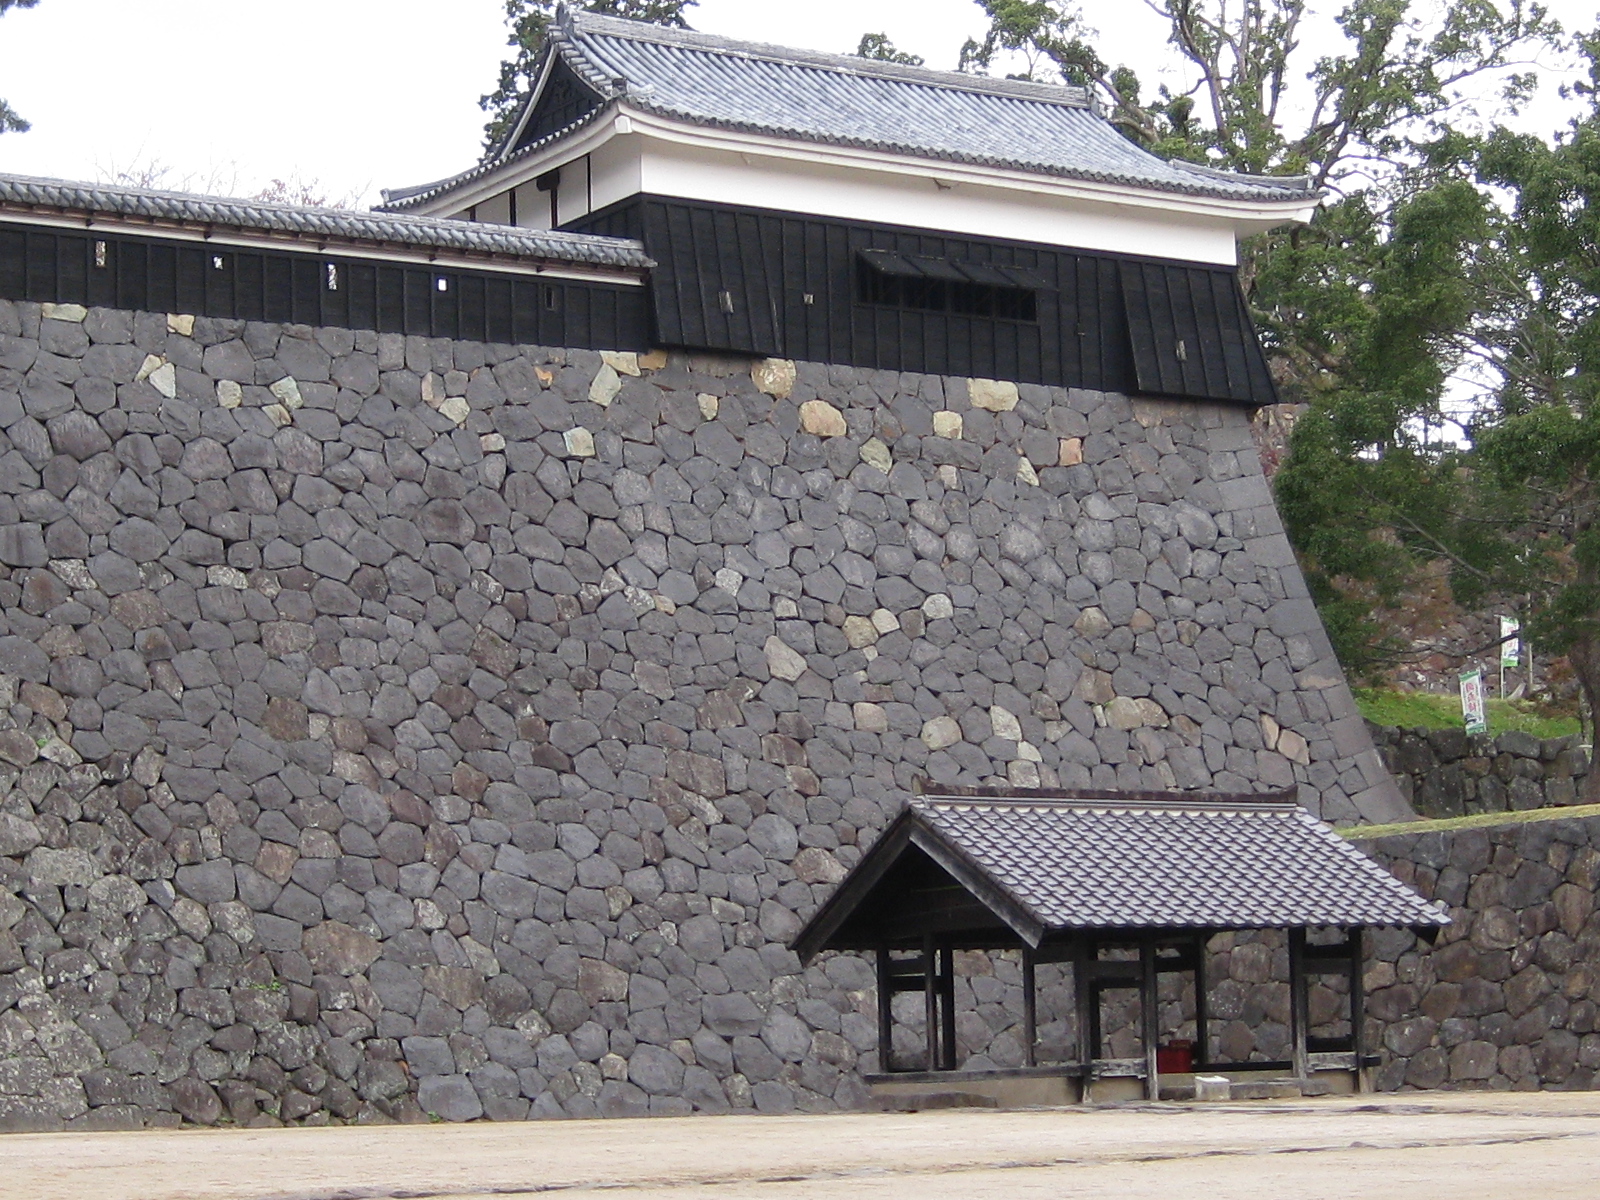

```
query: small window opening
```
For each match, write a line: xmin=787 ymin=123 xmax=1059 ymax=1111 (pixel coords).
xmin=212 ymin=255 xmax=225 ymax=270
xmin=543 ymin=285 xmax=559 ymax=311
xmin=93 ymin=241 xmax=108 ymax=269
xmin=326 ymin=263 xmax=339 ymax=291
xmin=856 ymin=253 xmax=1038 ymax=322
xmin=436 ymin=277 xmax=449 ymax=292
xmin=718 ymin=290 xmax=735 ymax=314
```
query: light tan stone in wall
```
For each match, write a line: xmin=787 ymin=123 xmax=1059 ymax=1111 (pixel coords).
xmin=799 ymin=399 xmax=846 ymax=436
xmin=589 ymin=363 xmax=622 ymax=407
xmin=968 ymin=377 xmax=1019 ymax=411
xmin=601 ymin=350 xmax=641 ymax=376
xmin=753 ymin=357 xmax=797 ymax=397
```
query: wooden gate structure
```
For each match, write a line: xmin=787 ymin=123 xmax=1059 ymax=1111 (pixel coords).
xmin=794 ymin=787 xmax=1448 ymax=1102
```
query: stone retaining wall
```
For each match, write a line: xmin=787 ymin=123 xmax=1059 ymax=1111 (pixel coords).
xmin=1355 ymin=816 xmax=1600 ymax=1091
xmin=0 ymin=298 xmax=1398 ymax=1129
xmin=1369 ymin=724 xmax=1590 ymax=818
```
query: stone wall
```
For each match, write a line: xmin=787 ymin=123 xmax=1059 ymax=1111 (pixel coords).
xmin=1355 ymin=815 xmax=1600 ymax=1091
xmin=1369 ymin=725 xmax=1590 ymax=819
xmin=0 ymin=297 xmax=1401 ymax=1129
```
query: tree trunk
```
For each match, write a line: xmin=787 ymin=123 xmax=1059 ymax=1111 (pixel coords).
xmin=1568 ymin=631 xmax=1600 ymax=801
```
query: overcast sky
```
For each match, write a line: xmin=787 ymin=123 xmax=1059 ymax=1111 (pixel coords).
xmin=0 ymin=0 xmax=1584 ymax=209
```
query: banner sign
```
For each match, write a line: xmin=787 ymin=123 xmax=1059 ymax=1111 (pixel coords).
xmin=1460 ymin=668 xmax=1487 ymax=734
xmin=1500 ymin=617 xmax=1520 ymax=668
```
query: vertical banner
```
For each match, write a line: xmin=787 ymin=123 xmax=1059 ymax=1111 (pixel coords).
xmin=1460 ymin=668 xmax=1487 ymax=734
xmin=1500 ymin=617 xmax=1520 ymax=668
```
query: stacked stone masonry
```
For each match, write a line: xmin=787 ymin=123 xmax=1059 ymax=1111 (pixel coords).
xmin=1356 ymin=816 xmax=1600 ymax=1091
xmin=1370 ymin=724 xmax=1591 ymax=818
xmin=0 ymin=298 xmax=1400 ymax=1128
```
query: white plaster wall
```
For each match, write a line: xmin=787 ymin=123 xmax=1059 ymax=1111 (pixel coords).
xmin=631 ymin=139 xmax=1242 ymax=265
xmin=441 ymin=131 xmax=1249 ymax=263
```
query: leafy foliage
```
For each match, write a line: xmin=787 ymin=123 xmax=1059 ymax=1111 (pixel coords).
xmin=856 ymin=33 xmax=923 ymax=67
xmin=959 ymin=0 xmax=1559 ymax=186
xmin=480 ymin=0 xmax=696 ymax=150
xmin=0 ymin=0 xmax=37 ymax=135
xmin=957 ymin=1 xmax=1573 ymax=690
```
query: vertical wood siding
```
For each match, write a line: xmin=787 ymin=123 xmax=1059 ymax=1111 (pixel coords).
xmin=0 ymin=223 xmax=649 ymax=351
xmin=569 ymin=196 xmax=1275 ymax=404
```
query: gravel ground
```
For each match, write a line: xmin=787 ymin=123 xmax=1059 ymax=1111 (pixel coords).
xmin=9 ymin=1091 xmax=1600 ymax=1200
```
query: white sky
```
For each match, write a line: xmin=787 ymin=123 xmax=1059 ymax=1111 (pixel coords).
xmin=0 ymin=0 xmax=1586 ymax=208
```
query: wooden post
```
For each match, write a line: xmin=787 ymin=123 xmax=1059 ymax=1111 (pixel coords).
xmin=1022 ymin=945 xmax=1037 ymax=1069
xmin=1193 ymin=930 xmax=1210 ymax=1070
xmin=876 ymin=945 xmax=894 ymax=1074
xmin=939 ymin=942 xmax=957 ymax=1071
xmin=1074 ymin=942 xmax=1096 ymax=1103
xmin=1288 ymin=927 xmax=1309 ymax=1082
xmin=923 ymin=932 xmax=938 ymax=1072
xmin=1349 ymin=927 xmax=1368 ymax=1092
xmin=1140 ymin=938 xmax=1160 ymax=1101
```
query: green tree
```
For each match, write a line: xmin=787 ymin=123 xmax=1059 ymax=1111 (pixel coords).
xmin=0 ymin=0 xmax=38 ymax=134
xmin=959 ymin=0 xmax=1556 ymax=185
xmin=960 ymin=1 xmax=1576 ymax=700
xmin=856 ymin=33 xmax=924 ymax=67
xmin=480 ymin=0 xmax=696 ymax=149
xmin=1276 ymin=36 xmax=1600 ymax=774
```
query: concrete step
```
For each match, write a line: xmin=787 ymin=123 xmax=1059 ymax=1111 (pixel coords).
xmin=876 ymin=1091 xmax=1001 ymax=1112
xmin=1228 ymin=1079 xmax=1306 ymax=1101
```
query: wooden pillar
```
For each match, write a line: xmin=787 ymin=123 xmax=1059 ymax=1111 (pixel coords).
xmin=923 ymin=932 xmax=939 ymax=1072
xmin=876 ymin=945 xmax=894 ymax=1074
xmin=939 ymin=942 xmax=957 ymax=1071
xmin=1288 ymin=927 xmax=1310 ymax=1082
xmin=1349 ymin=927 xmax=1369 ymax=1093
xmin=1140 ymin=938 xmax=1160 ymax=1101
xmin=1022 ymin=945 xmax=1037 ymax=1068
xmin=1193 ymin=930 xmax=1210 ymax=1070
xmin=1074 ymin=942 xmax=1096 ymax=1103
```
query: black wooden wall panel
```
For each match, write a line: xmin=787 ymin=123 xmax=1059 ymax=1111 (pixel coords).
xmin=0 ymin=221 xmax=649 ymax=352
xmin=1121 ymin=260 xmax=1277 ymax=404
xmin=517 ymin=57 xmax=603 ymax=151
xmin=567 ymin=195 xmax=1269 ymax=403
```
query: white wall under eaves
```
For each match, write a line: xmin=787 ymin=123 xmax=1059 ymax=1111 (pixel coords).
xmin=631 ymin=137 xmax=1244 ymax=265
xmin=436 ymin=124 xmax=1306 ymax=265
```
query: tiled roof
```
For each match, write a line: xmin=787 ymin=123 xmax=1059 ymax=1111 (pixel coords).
xmin=797 ymin=787 xmax=1445 ymax=957
xmin=0 ymin=173 xmax=651 ymax=271
xmin=382 ymin=11 xmax=1315 ymax=213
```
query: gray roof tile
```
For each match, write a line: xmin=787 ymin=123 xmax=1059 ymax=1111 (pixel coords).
xmin=0 ymin=173 xmax=651 ymax=271
xmin=912 ymin=789 xmax=1446 ymax=931
xmin=797 ymin=787 xmax=1445 ymax=958
xmin=385 ymin=12 xmax=1316 ymax=213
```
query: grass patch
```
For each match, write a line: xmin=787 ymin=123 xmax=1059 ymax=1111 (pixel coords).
xmin=1339 ymin=802 xmax=1600 ymax=841
xmin=1352 ymin=688 xmax=1580 ymax=739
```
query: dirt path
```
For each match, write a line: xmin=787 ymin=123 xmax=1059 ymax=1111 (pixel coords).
xmin=12 ymin=1092 xmax=1600 ymax=1200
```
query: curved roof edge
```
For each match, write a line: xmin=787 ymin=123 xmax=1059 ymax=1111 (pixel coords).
xmin=380 ymin=11 xmax=1318 ymax=216
xmin=0 ymin=173 xmax=652 ymax=271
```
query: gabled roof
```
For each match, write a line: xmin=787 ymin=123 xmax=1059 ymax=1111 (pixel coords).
xmin=794 ymin=787 xmax=1446 ymax=961
xmin=0 ymin=173 xmax=651 ymax=272
xmin=381 ymin=10 xmax=1315 ymax=213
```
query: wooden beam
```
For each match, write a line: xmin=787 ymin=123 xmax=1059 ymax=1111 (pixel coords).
xmin=876 ymin=944 xmax=894 ymax=1074
xmin=1022 ymin=945 xmax=1037 ymax=1069
xmin=1074 ymin=942 xmax=1096 ymax=1073
xmin=1288 ymin=927 xmax=1310 ymax=1082
xmin=1140 ymin=938 xmax=1160 ymax=1101
xmin=923 ymin=932 xmax=938 ymax=1073
xmin=939 ymin=942 xmax=957 ymax=1071
xmin=1193 ymin=929 xmax=1210 ymax=1070
xmin=1349 ymin=927 xmax=1368 ymax=1093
